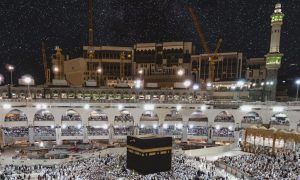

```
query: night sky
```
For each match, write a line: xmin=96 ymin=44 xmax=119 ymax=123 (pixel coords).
xmin=0 ymin=0 xmax=299 ymax=85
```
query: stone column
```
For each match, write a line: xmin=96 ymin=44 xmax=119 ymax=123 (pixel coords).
xmin=82 ymin=126 xmax=89 ymax=143
xmin=134 ymin=125 xmax=139 ymax=136
xmin=0 ymin=128 xmax=5 ymax=148
xmin=158 ymin=123 xmax=164 ymax=136
xmin=108 ymin=124 xmax=114 ymax=145
xmin=56 ymin=126 xmax=62 ymax=145
xmin=234 ymin=130 xmax=240 ymax=148
xmin=207 ymin=125 xmax=213 ymax=143
xmin=28 ymin=126 xmax=34 ymax=145
xmin=181 ymin=121 xmax=188 ymax=143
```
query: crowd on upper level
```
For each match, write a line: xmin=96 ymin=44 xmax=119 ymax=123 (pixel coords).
xmin=88 ymin=115 xmax=108 ymax=121
xmin=3 ymin=127 xmax=29 ymax=138
xmin=61 ymin=127 xmax=83 ymax=136
xmin=241 ymin=112 xmax=262 ymax=124
xmin=213 ymin=128 xmax=234 ymax=137
xmin=4 ymin=114 xmax=27 ymax=122
xmin=34 ymin=127 xmax=56 ymax=137
xmin=2 ymin=125 xmax=237 ymax=140
xmin=114 ymin=114 xmax=134 ymax=122
xmin=87 ymin=127 xmax=108 ymax=136
xmin=113 ymin=127 xmax=134 ymax=136
xmin=139 ymin=127 xmax=158 ymax=135
xmin=214 ymin=112 xmax=235 ymax=123
xmin=188 ymin=126 xmax=208 ymax=136
xmin=34 ymin=113 xmax=55 ymax=121
xmin=61 ymin=114 xmax=81 ymax=121
xmin=270 ymin=113 xmax=290 ymax=125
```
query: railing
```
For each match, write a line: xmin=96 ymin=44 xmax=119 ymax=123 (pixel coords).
xmin=184 ymin=143 xmax=235 ymax=156
xmin=1 ymin=98 xmax=300 ymax=106
xmin=214 ymin=161 xmax=253 ymax=180
xmin=0 ymin=98 xmax=198 ymax=104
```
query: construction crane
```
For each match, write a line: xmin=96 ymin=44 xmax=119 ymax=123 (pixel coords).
xmin=87 ymin=0 xmax=95 ymax=80
xmin=187 ymin=6 xmax=222 ymax=82
xmin=41 ymin=42 xmax=50 ymax=85
xmin=87 ymin=0 xmax=94 ymax=59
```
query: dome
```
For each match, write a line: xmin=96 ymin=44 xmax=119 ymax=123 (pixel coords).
xmin=275 ymin=3 xmax=281 ymax=9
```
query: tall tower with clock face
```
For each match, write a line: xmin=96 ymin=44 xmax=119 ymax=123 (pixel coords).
xmin=265 ymin=3 xmax=284 ymax=101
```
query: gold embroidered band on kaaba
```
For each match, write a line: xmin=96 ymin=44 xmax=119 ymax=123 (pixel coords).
xmin=127 ymin=145 xmax=172 ymax=156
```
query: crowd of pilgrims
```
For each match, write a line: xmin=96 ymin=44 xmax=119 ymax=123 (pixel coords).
xmin=164 ymin=114 xmax=182 ymax=122
xmin=4 ymin=115 xmax=27 ymax=122
xmin=113 ymin=127 xmax=134 ymax=136
xmin=269 ymin=119 xmax=290 ymax=125
xmin=0 ymin=153 xmax=231 ymax=180
xmin=188 ymin=117 xmax=208 ymax=122
xmin=87 ymin=127 xmax=108 ymax=136
xmin=34 ymin=127 xmax=56 ymax=137
xmin=139 ymin=128 xmax=158 ymax=135
xmin=87 ymin=115 xmax=108 ymax=121
xmin=163 ymin=127 xmax=182 ymax=136
xmin=3 ymin=126 xmax=234 ymax=138
xmin=34 ymin=113 xmax=55 ymax=121
xmin=114 ymin=114 xmax=134 ymax=122
xmin=141 ymin=113 xmax=159 ymax=118
xmin=218 ymin=148 xmax=300 ymax=179
xmin=213 ymin=128 xmax=234 ymax=137
xmin=214 ymin=115 xmax=234 ymax=123
xmin=61 ymin=127 xmax=83 ymax=136
xmin=241 ymin=116 xmax=262 ymax=124
xmin=188 ymin=127 xmax=208 ymax=136
xmin=61 ymin=115 xmax=81 ymax=121
xmin=3 ymin=127 xmax=28 ymax=138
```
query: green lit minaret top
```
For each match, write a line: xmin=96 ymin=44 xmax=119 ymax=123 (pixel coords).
xmin=271 ymin=3 xmax=284 ymax=24
xmin=265 ymin=3 xmax=284 ymax=67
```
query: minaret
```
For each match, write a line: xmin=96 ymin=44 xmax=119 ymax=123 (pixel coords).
xmin=265 ymin=3 xmax=284 ymax=101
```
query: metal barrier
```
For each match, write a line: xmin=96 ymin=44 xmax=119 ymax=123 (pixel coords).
xmin=215 ymin=161 xmax=254 ymax=180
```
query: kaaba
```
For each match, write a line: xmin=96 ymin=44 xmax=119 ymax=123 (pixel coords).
xmin=126 ymin=136 xmax=172 ymax=175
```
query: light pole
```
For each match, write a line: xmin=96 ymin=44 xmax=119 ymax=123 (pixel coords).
xmin=7 ymin=65 xmax=14 ymax=85
xmin=296 ymin=79 xmax=300 ymax=101
xmin=23 ymin=76 xmax=33 ymax=99
xmin=97 ymin=67 xmax=102 ymax=87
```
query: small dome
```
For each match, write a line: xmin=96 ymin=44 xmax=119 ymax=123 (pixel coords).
xmin=291 ymin=129 xmax=298 ymax=134
xmin=250 ymin=125 xmax=257 ymax=129
xmin=278 ymin=129 xmax=287 ymax=133
xmin=275 ymin=3 xmax=281 ymax=9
